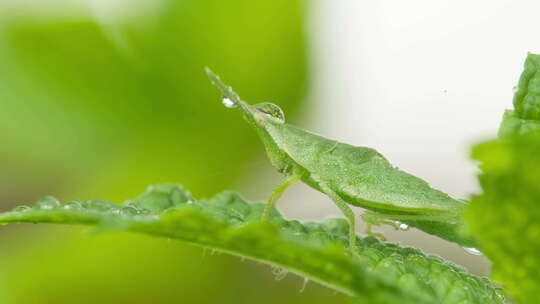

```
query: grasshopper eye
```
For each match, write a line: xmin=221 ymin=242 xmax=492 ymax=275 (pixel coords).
xmin=254 ymin=102 xmax=285 ymax=123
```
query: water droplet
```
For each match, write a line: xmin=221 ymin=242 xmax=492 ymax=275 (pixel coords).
xmin=222 ymin=97 xmax=237 ymax=108
xmin=13 ymin=205 xmax=32 ymax=212
xmin=254 ymin=102 xmax=285 ymax=122
xmin=83 ymin=200 xmax=119 ymax=212
xmin=170 ymin=186 xmax=193 ymax=205
xmin=120 ymin=206 xmax=139 ymax=216
xmin=123 ymin=201 xmax=137 ymax=208
xmin=34 ymin=196 xmax=60 ymax=210
xmin=271 ymin=265 xmax=288 ymax=281
xmin=123 ymin=202 xmax=150 ymax=215
xmin=397 ymin=222 xmax=409 ymax=231
xmin=63 ymin=201 xmax=82 ymax=210
xmin=463 ymin=247 xmax=482 ymax=256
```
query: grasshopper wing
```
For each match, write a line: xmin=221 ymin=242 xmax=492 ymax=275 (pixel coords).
xmin=265 ymin=121 xmax=464 ymax=214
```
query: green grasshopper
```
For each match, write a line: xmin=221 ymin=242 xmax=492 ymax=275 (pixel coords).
xmin=206 ymin=69 xmax=477 ymax=251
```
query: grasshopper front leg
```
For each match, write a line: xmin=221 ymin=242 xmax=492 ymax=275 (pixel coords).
xmin=261 ymin=175 xmax=300 ymax=220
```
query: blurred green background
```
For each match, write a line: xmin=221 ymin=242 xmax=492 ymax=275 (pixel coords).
xmin=0 ymin=1 xmax=348 ymax=303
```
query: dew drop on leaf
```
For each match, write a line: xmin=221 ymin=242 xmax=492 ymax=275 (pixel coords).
xmin=271 ymin=265 xmax=288 ymax=281
xmin=121 ymin=206 xmax=139 ymax=216
xmin=34 ymin=196 xmax=60 ymax=210
xmin=397 ymin=222 xmax=409 ymax=231
xmin=462 ymin=247 xmax=483 ymax=256
xmin=63 ymin=201 xmax=82 ymax=210
xmin=83 ymin=200 xmax=118 ymax=212
xmin=222 ymin=97 xmax=237 ymax=108
xmin=12 ymin=205 xmax=32 ymax=212
xmin=123 ymin=202 xmax=150 ymax=215
xmin=170 ymin=186 xmax=193 ymax=206
xmin=254 ymin=102 xmax=285 ymax=123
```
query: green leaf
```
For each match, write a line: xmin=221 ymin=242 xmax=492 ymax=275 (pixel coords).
xmin=0 ymin=184 xmax=503 ymax=304
xmin=468 ymin=133 xmax=540 ymax=303
xmin=499 ymin=53 xmax=540 ymax=137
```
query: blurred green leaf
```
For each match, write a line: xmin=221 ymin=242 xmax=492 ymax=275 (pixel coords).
xmin=468 ymin=135 xmax=540 ymax=303
xmin=499 ymin=53 xmax=540 ymax=138
xmin=468 ymin=53 xmax=540 ymax=303
xmin=0 ymin=184 xmax=504 ymax=304
xmin=0 ymin=0 xmax=307 ymax=201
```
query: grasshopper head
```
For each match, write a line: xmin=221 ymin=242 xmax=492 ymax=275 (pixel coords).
xmin=205 ymin=68 xmax=285 ymax=127
xmin=206 ymin=68 xmax=290 ymax=171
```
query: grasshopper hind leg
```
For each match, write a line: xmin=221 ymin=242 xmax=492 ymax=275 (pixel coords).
xmin=315 ymin=181 xmax=360 ymax=254
xmin=361 ymin=211 xmax=397 ymax=240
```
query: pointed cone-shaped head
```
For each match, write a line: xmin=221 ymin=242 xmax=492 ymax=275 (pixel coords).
xmin=205 ymin=68 xmax=285 ymax=128
xmin=205 ymin=68 xmax=289 ymax=171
